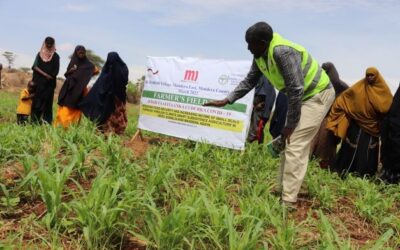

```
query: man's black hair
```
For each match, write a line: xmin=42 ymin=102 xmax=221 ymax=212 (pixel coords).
xmin=245 ymin=22 xmax=273 ymax=43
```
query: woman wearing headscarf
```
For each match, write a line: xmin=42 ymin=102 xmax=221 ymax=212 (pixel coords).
xmin=326 ymin=67 xmax=393 ymax=177
xmin=54 ymin=45 xmax=95 ymax=128
xmin=79 ymin=52 xmax=129 ymax=134
xmin=310 ymin=62 xmax=349 ymax=168
xmin=380 ymin=83 xmax=400 ymax=184
xmin=31 ymin=36 xmax=60 ymax=124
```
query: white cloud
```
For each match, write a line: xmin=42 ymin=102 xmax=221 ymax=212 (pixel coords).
xmin=63 ymin=3 xmax=93 ymax=12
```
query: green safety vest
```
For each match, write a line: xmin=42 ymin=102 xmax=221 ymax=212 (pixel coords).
xmin=255 ymin=33 xmax=330 ymax=101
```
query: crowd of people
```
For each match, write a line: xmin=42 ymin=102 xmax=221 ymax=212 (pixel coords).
xmin=13 ymin=22 xmax=400 ymax=209
xmin=16 ymin=37 xmax=129 ymax=135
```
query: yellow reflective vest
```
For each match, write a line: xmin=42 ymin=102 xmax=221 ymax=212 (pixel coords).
xmin=255 ymin=33 xmax=330 ymax=100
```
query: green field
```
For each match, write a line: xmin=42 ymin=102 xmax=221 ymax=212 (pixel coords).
xmin=0 ymin=91 xmax=399 ymax=249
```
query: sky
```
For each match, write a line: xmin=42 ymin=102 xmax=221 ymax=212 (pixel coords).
xmin=0 ymin=0 xmax=399 ymax=92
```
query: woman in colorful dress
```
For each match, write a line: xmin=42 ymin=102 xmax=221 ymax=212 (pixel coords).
xmin=79 ymin=52 xmax=129 ymax=134
xmin=54 ymin=45 xmax=95 ymax=128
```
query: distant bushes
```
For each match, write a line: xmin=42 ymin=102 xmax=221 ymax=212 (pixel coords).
xmin=126 ymin=82 xmax=141 ymax=104
xmin=19 ymin=67 xmax=32 ymax=73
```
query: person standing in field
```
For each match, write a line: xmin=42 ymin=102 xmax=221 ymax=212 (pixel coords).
xmin=31 ymin=36 xmax=60 ymax=124
xmin=381 ymin=83 xmax=400 ymax=184
xmin=327 ymin=67 xmax=392 ymax=178
xmin=204 ymin=21 xmax=335 ymax=207
xmin=79 ymin=52 xmax=129 ymax=135
xmin=310 ymin=62 xmax=349 ymax=168
xmin=54 ymin=45 xmax=96 ymax=128
xmin=16 ymin=81 xmax=36 ymax=125
xmin=247 ymin=75 xmax=276 ymax=143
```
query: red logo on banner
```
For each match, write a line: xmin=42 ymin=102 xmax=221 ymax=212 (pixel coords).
xmin=183 ymin=70 xmax=199 ymax=82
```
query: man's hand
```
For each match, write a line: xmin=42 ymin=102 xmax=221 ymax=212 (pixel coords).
xmin=45 ymin=74 xmax=53 ymax=80
xmin=281 ymin=127 xmax=295 ymax=144
xmin=203 ymin=99 xmax=229 ymax=107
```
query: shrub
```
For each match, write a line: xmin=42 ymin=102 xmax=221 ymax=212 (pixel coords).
xmin=126 ymin=82 xmax=141 ymax=104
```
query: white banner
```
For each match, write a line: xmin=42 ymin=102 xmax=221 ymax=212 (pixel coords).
xmin=138 ymin=57 xmax=253 ymax=150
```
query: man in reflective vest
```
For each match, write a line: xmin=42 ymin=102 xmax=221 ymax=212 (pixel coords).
xmin=204 ymin=21 xmax=335 ymax=207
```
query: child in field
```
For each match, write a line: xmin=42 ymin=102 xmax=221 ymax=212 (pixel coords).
xmin=16 ymin=81 xmax=36 ymax=124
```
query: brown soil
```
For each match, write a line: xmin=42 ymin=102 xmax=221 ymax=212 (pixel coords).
xmin=66 ymin=175 xmax=94 ymax=194
xmin=121 ymin=234 xmax=148 ymax=250
xmin=330 ymin=197 xmax=379 ymax=245
xmin=289 ymin=196 xmax=380 ymax=247
xmin=0 ymin=68 xmax=139 ymax=103
xmin=0 ymin=68 xmax=64 ymax=93
xmin=27 ymin=201 xmax=47 ymax=217
xmin=125 ymin=137 xmax=149 ymax=158
xmin=1 ymin=161 xmax=25 ymax=186
xmin=125 ymin=134 xmax=181 ymax=158
xmin=0 ymin=69 xmax=32 ymax=92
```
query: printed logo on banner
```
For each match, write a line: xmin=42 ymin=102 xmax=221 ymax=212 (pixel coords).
xmin=183 ymin=70 xmax=199 ymax=82
xmin=218 ymin=74 xmax=244 ymax=86
xmin=147 ymin=68 xmax=159 ymax=75
xmin=218 ymin=75 xmax=229 ymax=85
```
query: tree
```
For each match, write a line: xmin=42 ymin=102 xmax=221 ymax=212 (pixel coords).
xmin=69 ymin=49 xmax=105 ymax=69
xmin=136 ymin=75 xmax=145 ymax=94
xmin=86 ymin=50 xmax=105 ymax=69
xmin=2 ymin=51 xmax=16 ymax=69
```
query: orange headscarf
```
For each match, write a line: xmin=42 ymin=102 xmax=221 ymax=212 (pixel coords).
xmin=326 ymin=67 xmax=393 ymax=139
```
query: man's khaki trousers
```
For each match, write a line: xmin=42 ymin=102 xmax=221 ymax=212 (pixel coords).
xmin=279 ymin=87 xmax=335 ymax=202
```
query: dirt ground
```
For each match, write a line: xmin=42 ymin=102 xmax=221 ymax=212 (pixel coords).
xmin=0 ymin=69 xmax=64 ymax=93
xmin=125 ymin=134 xmax=181 ymax=158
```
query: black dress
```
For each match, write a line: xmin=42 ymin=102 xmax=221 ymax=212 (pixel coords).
xmin=58 ymin=48 xmax=94 ymax=109
xmin=380 ymin=84 xmax=400 ymax=184
xmin=31 ymin=53 xmax=60 ymax=123
xmin=334 ymin=119 xmax=379 ymax=178
xmin=79 ymin=52 xmax=129 ymax=125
